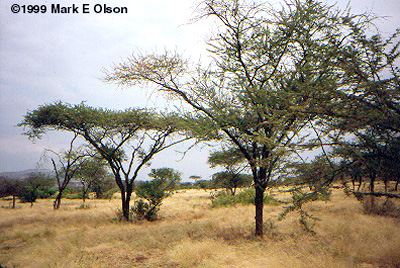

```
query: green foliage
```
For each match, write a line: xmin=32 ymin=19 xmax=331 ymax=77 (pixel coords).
xmin=194 ymin=180 xmax=214 ymax=190
xmin=278 ymin=186 xmax=331 ymax=233
xmin=135 ymin=180 xmax=170 ymax=206
xmin=177 ymin=182 xmax=195 ymax=189
xmin=148 ymin=167 xmax=181 ymax=190
xmin=75 ymin=156 xmax=116 ymax=200
xmin=286 ymin=156 xmax=336 ymax=187
xmin=18 ymin=173 xmax=55 ymax=205
xmin=132 ymin=168 xmax=181 ymax=221
xmin=102 ymin=188 xmax=118 ymax=200
xmin=0 ymin=177 xmax=22 ymax=199
xmin=60 ymin=187 xmax=83 ymax=199
xmin=211 ymin=188 xmax=278 ymax=208
xmin=208 ymin=148 xmax=250 ymax=195
xmin=131 ymin=199 xmax=158 ymax=221
xmin=212 ymin=172 xmax=252 ymax=195
xmin=207 ymin=148 xmax=245 ymax=169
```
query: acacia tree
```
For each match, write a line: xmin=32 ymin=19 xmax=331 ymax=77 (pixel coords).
xmin=20 ymin=102 xmax=188 ymax=220
xmin=148 ymin=167 xmax=182 ymax=190
xmin=103 ymin=0 xmax=368 ymax=236
xmin=208 ymin=148 xmax=250 ymax=195
xmin=0 ymin=177 xmax=22 ymax=209
xmin=43 ymin=133 xmax=88 ymax=209
xmin=18 ymin=173 xmax=55 ymax=207
xmin=75 ymin=156 xmax=110 ymax=203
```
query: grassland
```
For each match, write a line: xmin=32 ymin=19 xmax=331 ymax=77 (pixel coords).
xmin=1 ymin=189 xmax=399 ymax=267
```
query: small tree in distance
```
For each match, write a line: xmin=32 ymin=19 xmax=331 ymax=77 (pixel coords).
xmin=0 ymin=177 xmax=22 ymax=209
xmin=75 ymin=156 xmax=111 ymax=203
xmin=212 ymin=172 xmax=252 ymax=195
xmin=42 ymin=133 xmax=88 ymax=209
xmin=18 ymin=173 xmax=55 ymax=207
xmin=208 ymin=148 xmax=250 ymax=195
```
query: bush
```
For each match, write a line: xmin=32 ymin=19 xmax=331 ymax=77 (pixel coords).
xmin=103 ymin=188 xmax=118 ymax=200
xmin=362 ymin=196 xmax=400 ymax=218
xmin=131 ymin=168 xmax=181 ymax=221
xmin=131 ymin=199 xmax=159 ymax=221
xmin=211 ymin=188 xmax=278 ymax=208
xmin=18 ymin=174 xmax=55 ymax=205
xmin=132 ymin=179 xmax=170 ymax=221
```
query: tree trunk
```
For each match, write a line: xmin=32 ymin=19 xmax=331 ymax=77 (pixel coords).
xmin=254 ymin=185 xmax=265 ymax=237
xmin=82 ymin=189 xmax=86 ymax=203
xmin=12 ymin=195 xmax=16 ymax=209
xmin=369 ymin=171 xmax=376 ymax=193
xmin=54 ymin=192 xmax=63 ymax=210
xmin=357 ymin=174 xmax=362 ymax=191
xmin=121 ymin=191 xmax=131 ymax=221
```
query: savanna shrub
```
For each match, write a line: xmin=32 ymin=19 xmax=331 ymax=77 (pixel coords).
xmin=362 ymin=196 xmax=400 ymax=218
xmin=131 ymin=199 xmax=159 ymax=221
xmin=211 ymin=188 xmax=278 ymax=208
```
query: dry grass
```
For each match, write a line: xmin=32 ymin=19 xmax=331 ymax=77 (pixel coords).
xmin=1 ymin=189 xmax=400 ymax=268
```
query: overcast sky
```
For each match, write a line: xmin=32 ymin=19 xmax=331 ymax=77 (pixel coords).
xmin=0 ymin=0 xmax=399 ymax=180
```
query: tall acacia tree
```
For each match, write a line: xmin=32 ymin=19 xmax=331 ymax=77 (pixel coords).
xmin=20 ymin=102 xmax=188 ymax=220
xmin=104 ymin=0 xmax=369 ymax=236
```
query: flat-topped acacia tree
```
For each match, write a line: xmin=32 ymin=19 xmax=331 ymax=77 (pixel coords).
xmin=19 ymin=102 xmax=188 ymax=220
xmin=208 ymin=148 xmax=250 ymax=196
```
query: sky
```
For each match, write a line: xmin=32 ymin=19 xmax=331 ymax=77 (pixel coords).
xmin=0 ymin=0 xmax=399 ymax=181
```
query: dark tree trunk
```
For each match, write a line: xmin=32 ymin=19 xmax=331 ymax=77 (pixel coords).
xmin=12 ymin=195 xmax=16 ymax=209
xmin=369 ymin=171 xmax=376 ymax=193
xmin=121 ymin=191 xmax=131 ymax=221
xmin=357 ymin=174 xmax=362 ymax=191
xmin=82 ymin=187 xmax=88 ymax=203
xmin=395 ymin=180 xmax=399 ymax=192
xmin=255 ymin=184 xmax=265 ymax=237
xmin=54 ymin=191 xmax=63 ymax=210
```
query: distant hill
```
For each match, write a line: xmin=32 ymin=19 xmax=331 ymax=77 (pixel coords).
xmin=0 ymin=169 xmax=54 ymax=180
xmin=0 ymin=169 xmax=83 ymax=188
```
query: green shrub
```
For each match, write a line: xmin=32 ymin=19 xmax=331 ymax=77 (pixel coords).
xmin=211 ymin=188 xmax=278 ymax=208
xmin=131 ymin=199 xmax=159 ymax=221
xmin=64 ymin=192 xmax=82 ymax=199
xmin=103 ymin=188 xmax=118 ymax=200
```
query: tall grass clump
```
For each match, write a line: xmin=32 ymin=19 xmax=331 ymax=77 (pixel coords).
xmin=211 ymin=188 xmax=278 ymax=208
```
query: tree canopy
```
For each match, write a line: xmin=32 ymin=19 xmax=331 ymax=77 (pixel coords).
xmin=20 ymin=102 xmax=189 ymax=220
xmin=102 ymin=0 xmax=393 ymax=236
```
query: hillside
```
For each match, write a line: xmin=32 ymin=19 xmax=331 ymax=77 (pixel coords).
xmin=0 ymin=169 xmax=54 ymax=180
